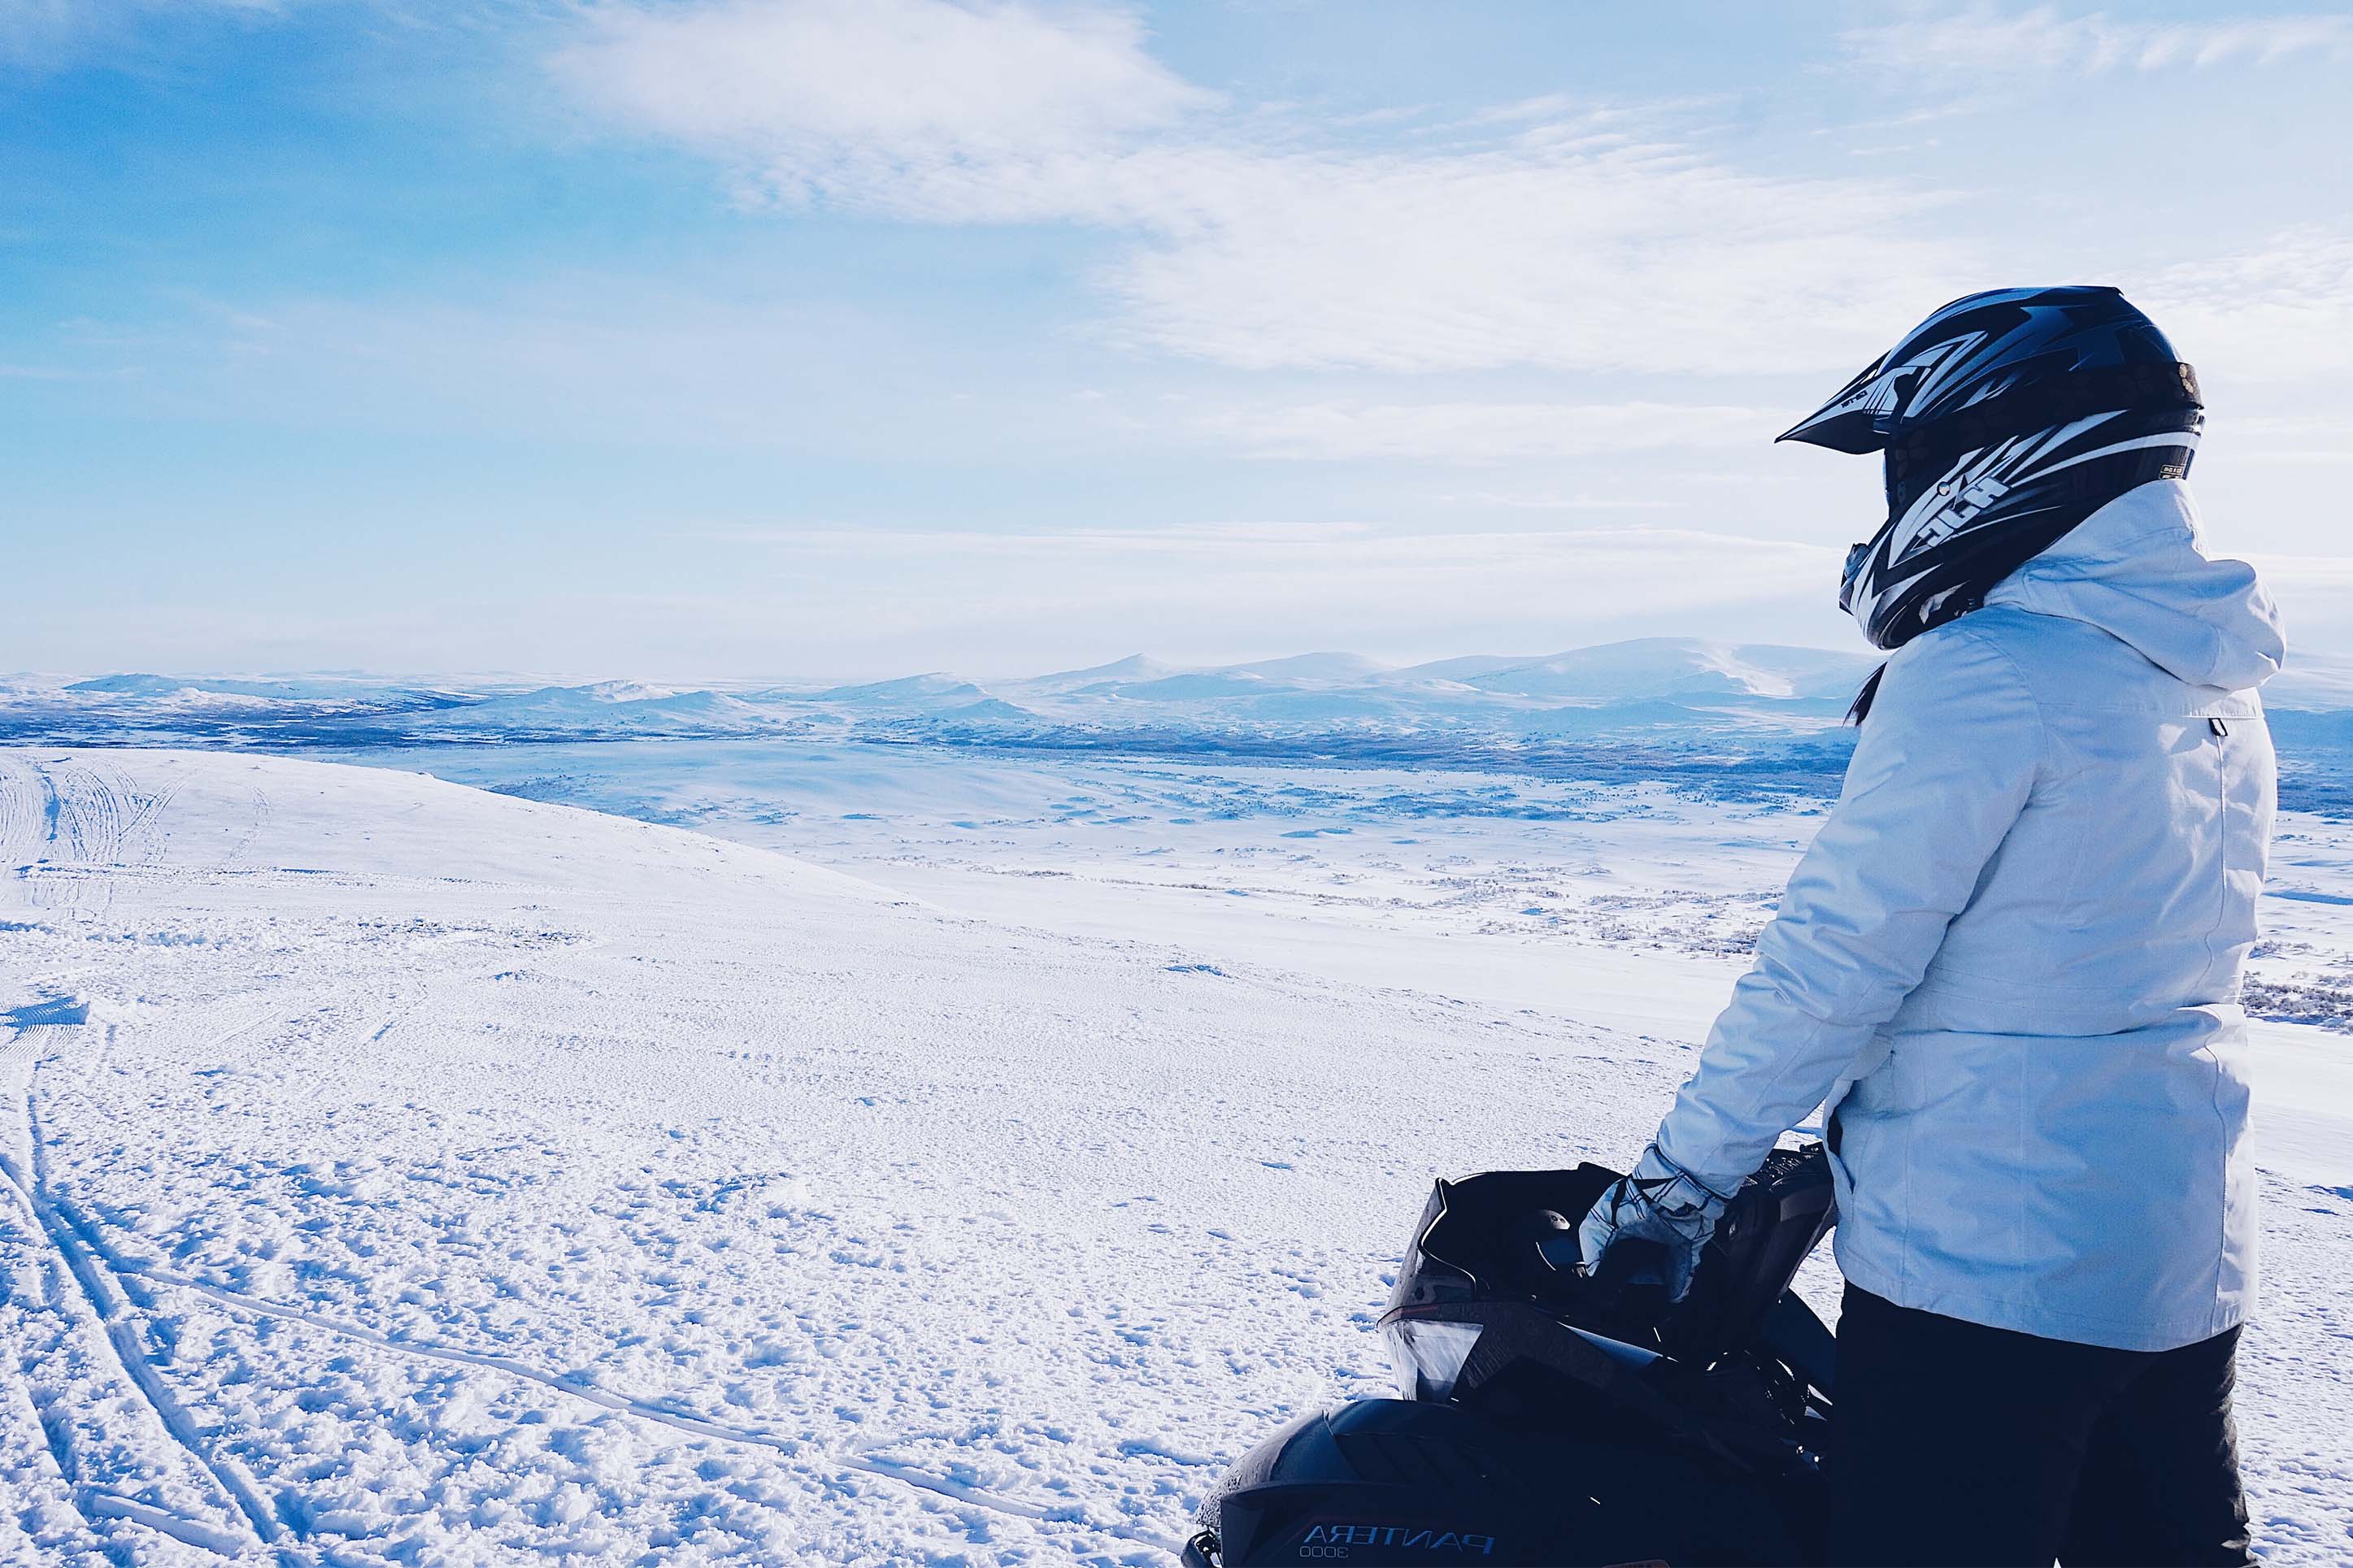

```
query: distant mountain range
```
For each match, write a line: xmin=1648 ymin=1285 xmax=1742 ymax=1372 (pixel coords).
xmin=2 ymin=638 xmax=1874 ymax=736
xmin=10 ymin=638 xmax=2353 ymax=766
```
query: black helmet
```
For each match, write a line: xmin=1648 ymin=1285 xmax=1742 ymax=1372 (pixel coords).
xmin=1784 ymin=286 xmax=2204 ymax=655
xmin=1779 ymin=284 xmax=2199 ymax=457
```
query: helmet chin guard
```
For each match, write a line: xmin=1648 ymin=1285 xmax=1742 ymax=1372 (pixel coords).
xmin=1838 ymin=406 xmax=2202 ymax=654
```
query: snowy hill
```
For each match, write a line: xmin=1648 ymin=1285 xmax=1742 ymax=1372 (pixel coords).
xmin=0 ymin=749 xmax=1688 ymax=1561
xmin=1 ymin=749 xmax=2346 ymax=1563
xmin=1464 ymin=638 xmax=1876 ymax=703
xmin=66 ymin=673 xmax=219 ymax=697
xmin=60 ymin=673 xmax=454 ymax=706
xmin=407 ymin=682 xmax=780 ymax=736
xmin=1224 ymin=651 xmax=1394 ymax=683
xmin=1104 ymin=670 xmax=1281 ymax=701
xmin=1390 ymin=653 xmax=1547 ymax=682
xmin=1010 ymin=653 xmax=1181 ymax=694
xmin=815 ymin=673 xmax=996 ymax=707
xmin=13 ymin=640 xmax=2353 ymax=803
xmin=51 ymin=674 xmax=289 ymax=711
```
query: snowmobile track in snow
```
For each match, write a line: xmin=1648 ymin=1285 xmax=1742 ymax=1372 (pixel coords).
xmin=142 ymin=1265 xmax=1185 ymax=1558
xmin=0 ymin=1028 xmax=288 ymax=1560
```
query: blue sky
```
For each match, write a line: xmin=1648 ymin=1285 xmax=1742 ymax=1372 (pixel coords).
xmin=6 ymin=0 xmax=2351 ymax=680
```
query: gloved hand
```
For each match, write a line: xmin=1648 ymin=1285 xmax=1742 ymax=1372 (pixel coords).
xmin=1577 ymin=1143 xmax=1734 ymax=1304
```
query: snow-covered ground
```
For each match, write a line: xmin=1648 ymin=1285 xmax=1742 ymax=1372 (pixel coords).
xmin=1 ymin=746 xmax=2347 ymax=1564
xmin=376 ymin=738 xmax=2353 ymax=1192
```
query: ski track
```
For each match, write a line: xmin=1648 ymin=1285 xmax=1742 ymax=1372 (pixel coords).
xmin=0 ymin=746 xmax=2346 ymax=1565
xmin=0 ymin=1031 xmax=281 ymax=1561
xmin=21 ymin=1088 xmax=284 ymax=1552
xmin=144 ymin=1267 xmax=1181 ymax=1558
xmin=0 ymin=751 xmax=1299 ymax=1563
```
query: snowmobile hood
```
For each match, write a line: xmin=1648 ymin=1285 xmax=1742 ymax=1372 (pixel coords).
xmin=1985 ymin=479 xmax=2285 ymax=693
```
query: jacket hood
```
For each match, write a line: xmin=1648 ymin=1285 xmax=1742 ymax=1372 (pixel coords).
xmin=1984 ymin=480 xmax=2286 ymax=692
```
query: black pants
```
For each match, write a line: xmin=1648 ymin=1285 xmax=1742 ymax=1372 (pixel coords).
xmin=1831 ymin=1285 xmax=2253 ymax=1567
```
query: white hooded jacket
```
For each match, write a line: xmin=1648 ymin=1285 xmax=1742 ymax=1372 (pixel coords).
xmin=1653 ymin=479 xmax=2286 ymax=1351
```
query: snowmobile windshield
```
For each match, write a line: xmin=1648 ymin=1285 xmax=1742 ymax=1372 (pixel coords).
xmin=1385 ymin=1318 xmax=1483 ymax=1401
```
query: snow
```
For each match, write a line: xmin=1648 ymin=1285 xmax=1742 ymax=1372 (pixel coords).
xmin=1218 ymin=653 xmax=1394 ymax=683
xmin=0 ymin=636 xmax=2145 ymax=763
xmin=1013 ymin=655 xmax=1181 ymax=693
xmin=0 ymin=743 xmax=2347 ymax=1565
xmin=1460 ymin=638 xmax=1875 ymax=702
xmin=415 ymin=685 xmax=778 ymax=738
xmin=818 ymin=675 xmax=994 ymax=706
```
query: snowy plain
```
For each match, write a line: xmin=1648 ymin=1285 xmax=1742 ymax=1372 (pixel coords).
xmin=1 ymin=649 xmax=2350 ymax=1564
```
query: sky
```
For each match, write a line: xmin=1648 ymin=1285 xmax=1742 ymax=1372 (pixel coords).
xmin=4 ymin=0 xmax=2351 ymax=680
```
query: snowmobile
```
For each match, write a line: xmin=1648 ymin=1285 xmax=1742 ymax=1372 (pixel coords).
xmin=1181 ymin=1145 xmax=1838 ymax=1566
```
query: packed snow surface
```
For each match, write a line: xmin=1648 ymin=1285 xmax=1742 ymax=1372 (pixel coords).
xmin=0 ymin=747 xmax=2347 ymax=1565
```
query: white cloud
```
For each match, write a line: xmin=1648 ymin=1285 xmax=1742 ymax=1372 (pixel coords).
xmin=551 ymin=0 xmax=1216 ymax=204
xmin=692 ymin=520 xmax=1848 ymax=670
xmin=1094 ymin=143 xmax=1957 ymax=374
xmin=1843 ymin=7 xmax=2353 ymax=77
xmin=2215 ymin=413 xmax=2353 ymax=464
xmin=2133 ymin=227 xmax=2353 ymax=384
xmin=1190 ymin=400 xmax=1774 ymax=462
xmin=709 ymin=520 xmax=1843 ymax=609
xmin=2249 ymin=554 xmax=2353 ymax=586
xmin=1425 ymin=490 xmax=1678 ymax=511
xmin=0 ymin=0 xmax=293 ymax=68
xmin=36 ymin=522 xmax=1851 ymax=677
xmin=554 ymin=0 xmax=1975 ymax=375
xmin=39 ymin=279 xmax=1796 ymax=470
xmin=546 ymin=2 xmax=2353 ymax=393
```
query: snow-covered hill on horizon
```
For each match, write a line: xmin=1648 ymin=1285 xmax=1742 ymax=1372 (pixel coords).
xmin=28 ymin=636 xmax=2353 ymax=741
xmin=1457 ymin=638 xmax=1872 ymax=702
xmin=20 ymin=635 xmax=2353 ymax=814
xmin=0 ymin=636 xmax=1884 ymax=724
xmin=0 ymin=638 xmax=1891 ymax=760
xmin=412 ymin=681 xmax=781 ymax=737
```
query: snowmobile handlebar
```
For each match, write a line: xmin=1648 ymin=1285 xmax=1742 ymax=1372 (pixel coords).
xmin=1386 ymin=1141 xmax=1837 ymax=1366
xmin=1185 ymin=1145 xmax=1842 ymax=1566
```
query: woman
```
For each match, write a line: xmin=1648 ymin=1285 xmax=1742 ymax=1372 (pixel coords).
xmin=1579 ymin=286 xmax=2282 ymax=1566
